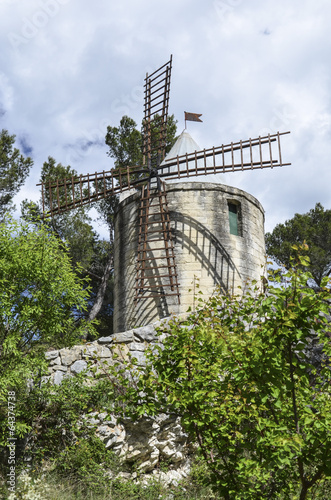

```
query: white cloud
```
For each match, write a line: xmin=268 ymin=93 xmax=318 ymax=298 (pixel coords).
xmin=0 ymin=0 xmax=329 ymax=234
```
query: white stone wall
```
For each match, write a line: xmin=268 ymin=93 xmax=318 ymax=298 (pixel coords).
xmin=114 ymin=182 xmax=266 ymax=332
xmin=45 ymin=322 xmax=192 ymax=482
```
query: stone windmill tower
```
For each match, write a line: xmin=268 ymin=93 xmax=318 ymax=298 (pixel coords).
xmin=114 ymin=129 xmax=272 ymax=332
xmin=40 ymin=56 xmax=290 ymax=333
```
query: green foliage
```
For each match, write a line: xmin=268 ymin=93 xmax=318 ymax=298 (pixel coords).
xmin=0 ymin=366 xmax=121 ymax=496
xmin=55 ymin=435 xmax=118 ymax=494
xmin=7 ymin=473 xmax=50 ymax=499
xmin=0 ymin=372 xmax=216 ymax=499
xmin=3 ymin=470 xmax=216 ymax=500
xmin=0 ymin=130 xmax=33 ymax=221
xmin=0 ymin=217 xmax=96 ymax=445
xmin=20 ymin=374 xmax=110 ymax=461
xmin=109 ymin=246 xmax=331 ymax=499
xmin=105 ymin=114 xmax=177 ymax=170
xmin=22 ymin=157 xmax=115 ymax=337
xmin=106 ymin=116 xmax=143 ymax=169
xmin=266 ymin=203 xmax=331 ymax=287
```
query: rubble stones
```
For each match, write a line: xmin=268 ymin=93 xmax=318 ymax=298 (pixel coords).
xmin=45 ymin=350 xmax=59 ymax=360
xmin=53 ymin=371 xmax=65 ymax=385
xmin=71 ymin=360 xmax=87 ymax=374
xmin=45 ymin=323 xmax=193 ymax=482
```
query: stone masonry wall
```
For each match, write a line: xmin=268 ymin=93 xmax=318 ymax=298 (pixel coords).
xmin=45 ymin=321 xmax=192 ymax=485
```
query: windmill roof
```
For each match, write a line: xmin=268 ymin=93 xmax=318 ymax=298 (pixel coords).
xmin=160 ymin=129 xmax=226 ymax=184
xmin=162 ymin=129 xmax=202 ymax=160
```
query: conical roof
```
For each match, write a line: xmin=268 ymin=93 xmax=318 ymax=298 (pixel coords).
xmin=160 ymin=129 xmax=225 ymax=184
xmin=163 ymin=129 xmax=202 ymax=159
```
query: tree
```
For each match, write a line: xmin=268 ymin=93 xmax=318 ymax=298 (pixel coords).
xmin=265 ymin=203 xmax=331 ymax=287
xmin=0 ymin=130 xmax=32 ymax=220
xmin=0 ymin=217 xmax=96 ymax=442
xmin=105 ymin=114 xmax=178 ymax=169
xmin=105 ymin=115 xmax=143 ymax=169
xmin=22 ymin=157 xmax=114 ymax=337
xmin=110 ymin=248 xmax=331 ymax=499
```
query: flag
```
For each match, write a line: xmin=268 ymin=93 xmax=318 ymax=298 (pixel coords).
xmin=184 ymin=112 xmax=203 ymax=123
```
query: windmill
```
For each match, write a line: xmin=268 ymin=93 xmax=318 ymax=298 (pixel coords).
xmin=39 ymin=55 xmax=290 ymax=320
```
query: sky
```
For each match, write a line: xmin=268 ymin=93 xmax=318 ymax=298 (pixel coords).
xmin=1 ymin=0 xmax=330 ymax=236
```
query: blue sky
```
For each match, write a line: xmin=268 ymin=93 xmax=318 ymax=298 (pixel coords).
xmin=1 ymin=0 xmax=330 ymax=234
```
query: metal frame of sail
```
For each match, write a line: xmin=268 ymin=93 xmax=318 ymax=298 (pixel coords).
xmin=38 ymin=131 xmax=290 ymax=217
xmin=135 ymin=180 xmax=180 ymax=301
xmin=158 ymin=131 xmax=291 ymax=179
xmin=142 ymin=56 xmax=172 ymax=170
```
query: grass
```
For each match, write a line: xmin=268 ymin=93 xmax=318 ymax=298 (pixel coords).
xmin=0 ymin=469 xmax=219 ymax=499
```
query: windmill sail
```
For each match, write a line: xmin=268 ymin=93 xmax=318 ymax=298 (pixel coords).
xmin=135 ymin=181 xmax=180 ymax=301
xmin=158 ymin=131 xmax=290 ymax=181
xmin=142 ymin=56 xmax=172 ymax=170
xmin=39 ymin=131 xmax=290 ymax=216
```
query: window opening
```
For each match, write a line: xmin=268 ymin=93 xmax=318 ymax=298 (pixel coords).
xmin=228 ymin=202 xmax=240 ymax=236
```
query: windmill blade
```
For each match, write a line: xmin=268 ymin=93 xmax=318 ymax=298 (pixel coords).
xmin=142 ymin=55 xmax=172 ymax=170
xmin=135 ymin=180 xmax=180 ymax=302
xmin=157 ymin=131 xmax=291 ymax=181
xmin=39 ymin=131 xmax=290 ymax=216
xmin=38 ymin=164 xmax=149 ymax=217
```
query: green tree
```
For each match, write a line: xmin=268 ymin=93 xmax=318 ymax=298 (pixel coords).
xmin=265 ymin=203 xmax=331 ymax=287
xmin=23 ymin=157 xmax=114 ymax=337
xmin=105 ymin=115 xmax=143 ymax=169
xmin=110 ymin=248 xmax=331 ymax=499
xmin=105 ymin=114 xmax=177 ymax=169
xmin=0 ymin=130 xmax=32 ymax=220
xmin=0 ymin=217 xmax=96 ymax=444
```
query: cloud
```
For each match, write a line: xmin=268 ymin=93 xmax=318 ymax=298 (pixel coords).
xmin=18 ymin=135 xmax=33 ymax=156
xmin=0 ymin=0 xmax=329 ymax=235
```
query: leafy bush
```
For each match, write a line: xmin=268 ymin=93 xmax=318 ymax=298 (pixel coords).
xmin=55 ymin=436 xmax=118 ymax=494
xmin=109 ymin=246 xmax=331 ymax=499
xmin=7 ymin=473 xmax=50 ymax=500
xmin=0 ymin=217 xmax=96 ymax=448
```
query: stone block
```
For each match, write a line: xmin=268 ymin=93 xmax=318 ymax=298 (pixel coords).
xmin=71 ymin=360 xmax=87 ymax=374
xmin=99 ymin=346 xmax=112 ymax=357
xmin=129 ymin=342 xmax=146 ymax=352
xmin=112 ymin=344 xmax=130 ymax=361
xmin=50 ymin=364 xmax=67 ymax=372
xmin=60 ymin=347 xmax=82 ymax=366
xmin=133 ymin=325 xmax=157 ymax=342
xmin=49 ymin=356 xmax=61 ymax=366
xmin=97 ymin=336 xmax=113 ymax=344
xmin=45 ymin=350 xmax=59 ymax=360
xmin=53 ymin=371 xmax=64 ymax=385
xmin=129 ymin=351 xmax=146 ymax=366
xmin=112 ymin=330 xmax=134 ymax=343
xmin=82 ymin=344 xmax=99 ymax=358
